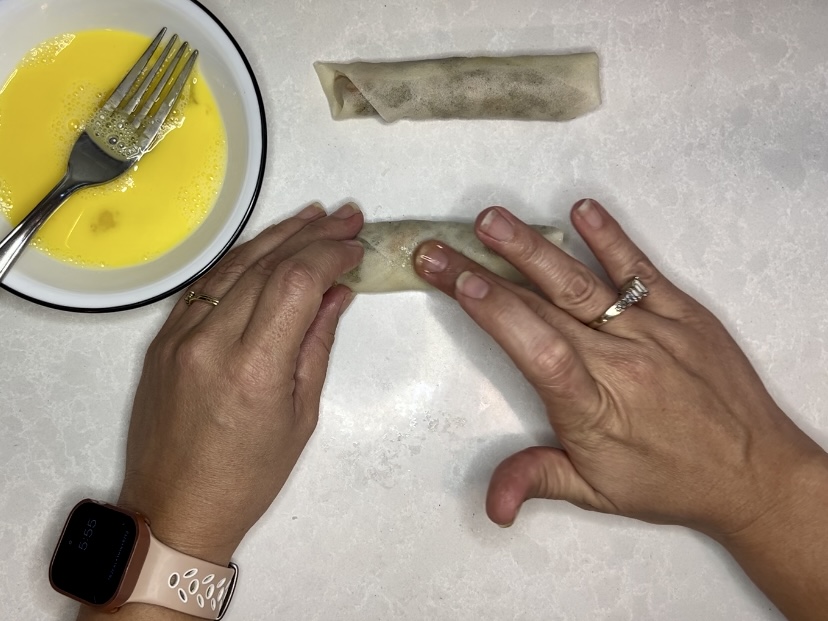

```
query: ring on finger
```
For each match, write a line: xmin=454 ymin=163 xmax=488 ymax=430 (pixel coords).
xmin=588 ymin=276 xmax=648 ymax=329
xmin=184 ymin=290 xmax=221 ymax=307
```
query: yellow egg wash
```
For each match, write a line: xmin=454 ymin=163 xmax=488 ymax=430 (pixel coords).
xmin=0 ymin=30 xmax=227 ymax=267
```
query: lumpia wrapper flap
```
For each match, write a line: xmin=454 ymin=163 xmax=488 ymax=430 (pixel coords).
xmin=314 ymin=54 xmax=601 ymax=122
xmin=338 ymin=221 xmax=565 ymax=293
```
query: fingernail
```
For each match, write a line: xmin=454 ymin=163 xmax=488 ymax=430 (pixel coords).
xmin=575 ymin=199 xmax=603 ymax=229
xmin=456 ymin=271 xmax=490 ymax=299
xmin=333 ymin=203 xmax=360 ymax=219
xmin=297 ymin=203 xmax=325 ymax=219
xmin=416 ymin=243 xmax=448 ymax=273
xmin=480 ymin=208 xmax=514 ymax=242
xmin=339 ymin=292 xmax=356 ymax=316
xmin=343 ymin=239 xmax=364 ymax=249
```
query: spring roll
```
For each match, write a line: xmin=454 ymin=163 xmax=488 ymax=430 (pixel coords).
xmin=314 ymin=53 xmax=600 ymax=123
xmin=337 ymin=221 xmax=564 ymax=293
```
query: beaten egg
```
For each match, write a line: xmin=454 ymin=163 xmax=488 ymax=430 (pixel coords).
xmin=0 ymin=29 xmax=227 ymax=268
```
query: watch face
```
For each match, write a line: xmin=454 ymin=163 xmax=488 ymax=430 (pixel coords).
xmin=50 ymin=501 xmax=138 ymax=605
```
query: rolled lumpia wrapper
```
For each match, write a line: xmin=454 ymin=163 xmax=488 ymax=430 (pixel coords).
xmin=314 ymin=54 xmax=601 ymax=122
xmin=337 ymin=221 xmax=564 ymax=293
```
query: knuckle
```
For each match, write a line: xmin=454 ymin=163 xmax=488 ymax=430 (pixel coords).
xmin=212 ymin=253 xmax=249 ymax=281
xmin=487 ymin=297 xmax=523 ymax=327
xmin=297 ymin=212 xmax=357 ymax=243
xmin=259 ymin=221 xmax=296 ymax=245
xmin=150 ymin=334 xmax=179 ymax=362
xmin=513 ymin=236 xmax=547 ymax=266
xmin=527 ymin=338 xmax=578 ymax=393
xmin=602 ymin=235 xmax=631 ymax=263
xmin=173 ymin=334 xmax=213 ymax=373
xmin=250 ymin=253 xmax=280 ymax=279
xmin=229 ymin=356 xmax=271 ymax=394
xmin=601 ymin=236 xmax=660 ymax=285
xmin=264 ymin=221 xmax=287 ymax=235
xmin=145 ymin=331 xmax=166 ymax=355
xmin=220 ymin=349 xmax=284 ymax=413
xmin=557 ymin=270 xmax=599 ymax=308
xmin=681 ymin=299 xmax=719 ymax=328
xmin=276 ymin=258 xmax=318 ymax=292
xmin=626 ymin=257 xmax=660 ymax=286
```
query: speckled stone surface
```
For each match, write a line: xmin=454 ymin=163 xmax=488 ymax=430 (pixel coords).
xmin=2 ymin=0 xmax=828 ymax=619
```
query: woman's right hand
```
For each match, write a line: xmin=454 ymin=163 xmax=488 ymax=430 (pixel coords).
xmin=414 ymin=199 xmax=828 ymax=619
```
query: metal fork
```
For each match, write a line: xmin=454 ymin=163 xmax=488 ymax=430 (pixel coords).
xmin=0 ymin=28 xmax=198 ymax=281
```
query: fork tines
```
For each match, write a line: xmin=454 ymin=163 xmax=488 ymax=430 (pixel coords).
xmin=102 ymin=28 xmax=199 ymax=136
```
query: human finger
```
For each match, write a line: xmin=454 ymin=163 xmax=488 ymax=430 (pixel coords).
xmin=473 ymin=206 xmax=646 ymax=332
xmin=570 ymin=199 xmax=698 ymax=319
xmin=414 ymin=240 xmax=586 ymax=340
xmin=451 ymin=269 xmax=600 ymax=425
xmin=241 ymin=239 xmax=364 ymax=376
xmin=163 ymin=202 xmax=326 ymax=332
xmin=486 ymin=446 xmax=616 ymax=526
xmin=293 ymin=285 xmax=354 ymax=431
xmin=191 ymin=203 xmax=363 ymax=338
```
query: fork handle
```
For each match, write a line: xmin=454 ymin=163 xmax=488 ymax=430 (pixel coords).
xmin=0 ymin=174 xmax=85 ymax=282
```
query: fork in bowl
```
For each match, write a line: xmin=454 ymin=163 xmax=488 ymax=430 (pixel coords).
xmin=0 ymin=28 xmax=198 ymax=281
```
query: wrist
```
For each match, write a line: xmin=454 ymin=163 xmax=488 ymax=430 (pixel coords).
xmin=713 ymin=448 xmax=828 ymax=620
xmin=118 ymin=481 xmax=241 ymax=567
xmin=716 ymin=446 xmax=828 ymax=552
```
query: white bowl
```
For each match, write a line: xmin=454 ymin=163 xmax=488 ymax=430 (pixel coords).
xmin=0 ymin=0 xmax=266 ymax=312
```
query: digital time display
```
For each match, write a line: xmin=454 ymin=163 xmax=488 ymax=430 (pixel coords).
xmin=50 ymin=501 xmax=138 ymax=605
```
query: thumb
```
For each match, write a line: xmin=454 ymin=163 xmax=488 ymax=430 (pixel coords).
xmin=293 ymin=285 xmax=354 ymax=425
xmin=486 ymin=446 xmax=615 ymax=526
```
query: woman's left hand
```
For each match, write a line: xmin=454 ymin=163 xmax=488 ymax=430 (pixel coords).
xmin=117 ymin=203 xmax=364 ymax=566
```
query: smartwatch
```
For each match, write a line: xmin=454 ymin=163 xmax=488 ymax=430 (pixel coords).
xmin=49 ymin=499 xmax=238 ymax=619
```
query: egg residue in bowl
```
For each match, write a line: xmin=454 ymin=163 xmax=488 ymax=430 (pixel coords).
xmin=0 ymin=29 xmax=227 ymax=268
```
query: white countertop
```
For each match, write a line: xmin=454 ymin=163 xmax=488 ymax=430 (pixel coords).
xmin=3 ymin=0 xmax=828 ymax=619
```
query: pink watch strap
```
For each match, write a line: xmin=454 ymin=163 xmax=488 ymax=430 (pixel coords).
xmin=128 ymin=531 xmax=237 ymax=619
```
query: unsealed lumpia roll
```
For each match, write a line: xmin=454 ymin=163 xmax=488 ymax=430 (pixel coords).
xmin=337 ymin=221 xmax=564 ymax=293
xmin=314 ymin=54 xmax=600 ymax=123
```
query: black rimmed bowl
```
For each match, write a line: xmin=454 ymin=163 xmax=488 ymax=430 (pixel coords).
xmin=0 ymin=0 xmax=266 ymax=312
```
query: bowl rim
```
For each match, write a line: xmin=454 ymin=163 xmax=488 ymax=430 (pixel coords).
xmin=0 ymin=0 xmax=267 ymax=314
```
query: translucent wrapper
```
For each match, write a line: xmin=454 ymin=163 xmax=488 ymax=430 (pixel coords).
xmin=338 ymin=221 xmax=564 ymax=293
xmin=314 ymin=53 xmax=601 ymax=123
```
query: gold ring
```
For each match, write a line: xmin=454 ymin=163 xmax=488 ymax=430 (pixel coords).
xmin=588 ymin=277 xmax=648 ymax=329
xmin=184 ymin=291 xmax=220 ymax=307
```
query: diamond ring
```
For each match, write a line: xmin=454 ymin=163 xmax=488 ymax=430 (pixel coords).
xmin=588 ymin=277 xmax=648 ymax=329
